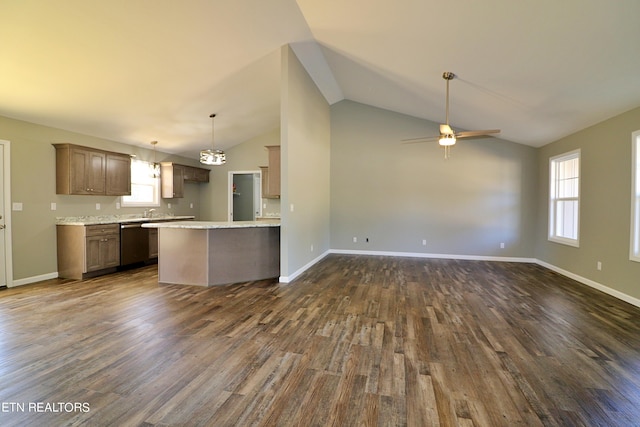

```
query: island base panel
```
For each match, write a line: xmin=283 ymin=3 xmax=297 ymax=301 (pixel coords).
xmin=157 ymin=227 xmax=280 ymax=286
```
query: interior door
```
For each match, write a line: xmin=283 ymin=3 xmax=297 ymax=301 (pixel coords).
xmin=229 ymin=171 xmax=262 ymax=221
xmin=233 ymin=174 xmax=255 ymax=221
xmin=0 ymin=141 xmax=11 ymax=288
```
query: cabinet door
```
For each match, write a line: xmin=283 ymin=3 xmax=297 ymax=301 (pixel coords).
xmin=85 ymin=236 xmax=103 ymax=272
xmin=88 ymin=150 xmax=106 ymax=194
xmin=160 ymin=163 xmax=185 ymax=198
xmin=172 ymin=165 xmax=185 ymax=197
xmin=69 ymin=148 xmax=105 ymax=194
xmin=102 ymin=235 xmax=120 ymax=268
xmin=85 ymin=234 xmax=119 ymax=271
xmin=106 ymin=153 xmax=131 ymax=195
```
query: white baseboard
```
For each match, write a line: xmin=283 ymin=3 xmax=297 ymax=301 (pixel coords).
xmin=328 ymin=248 xmax=537 ymax=263
xmin=279 ymin=250 xmax=331 ymax=283
xmin=535 ymin=260 xmax=640 ymax=308
xmin=11 ymin=272 xmax=59 ymax=287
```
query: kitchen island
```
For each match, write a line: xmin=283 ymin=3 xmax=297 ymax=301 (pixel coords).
xmin=142 ymin=220 xmax=280 ymax=286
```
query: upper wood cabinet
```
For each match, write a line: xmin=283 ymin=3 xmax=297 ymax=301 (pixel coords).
xmin=160 ymin=162 xmax=210 ymax=198
xmin=261 ymin=145 xmax=280 ymax=199
xmin=105 ymin=153 xmax=132 ymax=195
xmin=54 ymin=144 xmax=131 ymax=196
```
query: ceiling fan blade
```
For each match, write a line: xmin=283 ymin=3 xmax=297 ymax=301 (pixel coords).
xmin=401 ymin=136 xmax=439 ymax=144
xmin=440 ymin=124 xmax=453 ymax=135
xmin=456 ymin=129 xmax=500 ymax=139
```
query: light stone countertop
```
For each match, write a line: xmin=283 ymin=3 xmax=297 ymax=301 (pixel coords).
xmin=141 ymin=220 xmax=280 ymax=229
xmin=56 ymin=214 xmax=196 ymax=226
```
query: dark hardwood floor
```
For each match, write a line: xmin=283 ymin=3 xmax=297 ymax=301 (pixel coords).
xmin=0 ymin=255 xmax=639 ymax=426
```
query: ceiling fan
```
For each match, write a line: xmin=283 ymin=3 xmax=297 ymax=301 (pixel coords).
xmin=403 ymin=71 xmax=500 ymax=159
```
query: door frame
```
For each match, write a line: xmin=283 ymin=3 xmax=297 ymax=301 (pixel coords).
xmin=0 ymin=140 xmax=13 ymax=287
xmin=228 ymin=170 xmax=262 ymax=221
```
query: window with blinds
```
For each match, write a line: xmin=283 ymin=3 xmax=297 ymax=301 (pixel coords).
xmin=549 ymin=150 xmax=580 ymax=247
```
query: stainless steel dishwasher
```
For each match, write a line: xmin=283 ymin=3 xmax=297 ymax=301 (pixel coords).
xmin=120 ymin=223 xmax=149 ymax=266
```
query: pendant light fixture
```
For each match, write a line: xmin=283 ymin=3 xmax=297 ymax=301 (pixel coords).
xmin=149 ymin=140 xmax=160 ymax=178
xmin=200 ymin=113 xmax=226 ymax=165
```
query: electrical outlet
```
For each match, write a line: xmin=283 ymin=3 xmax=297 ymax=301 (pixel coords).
xmin=311 ymin=244 xmax=314 ymax=252
xmin=500 ymin=242 xmax=505 ymax=249
xmin=95 ymin=203 xmax=101 ymax=210
xmin=422 ymin=239 xmax=427 ymax=246
xmin=50 ymin=202 xmax=57 ymax=211
xmin=353 ymin=237 xmax=357 ymax=243
xmin=366 ymin=237 xmax=369 ymax=242
xmin=597 ymin=261 xmax=602 ymax=271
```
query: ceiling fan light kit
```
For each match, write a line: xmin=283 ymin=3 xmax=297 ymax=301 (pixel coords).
xmin=402 ymin=71 xmax=500 ymax=159
xmin=200 ymin=113 xmax=226 ymax=166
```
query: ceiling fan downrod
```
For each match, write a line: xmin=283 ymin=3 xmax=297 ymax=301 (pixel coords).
xmin=443 ymin=71 xmax=455 ymax=127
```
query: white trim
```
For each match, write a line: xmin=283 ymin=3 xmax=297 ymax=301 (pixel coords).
xmin=630 ymin=130 xmax=640 ymax=262
xmin=548 ymin=149 xmax=581 ymax=247
xmin=228 ymin=170 xmax=262 ymax=222
xmin=536 ymin=260 xmax=640 ymax=308
xmin=11 ymin=272 xmax=59 ymax=288
xmin=329 ymin=249 xmax=537 ymax=263
xmin=0 ymin=140 xmax=12 ymax=288
xmin=279 ymin=250 xmax=331 ymax=283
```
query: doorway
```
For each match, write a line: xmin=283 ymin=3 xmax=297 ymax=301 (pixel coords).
xmin=0 ymin=140 xmax=12 ymax=288
xmin=228 ymin=171 xmax=262 ymax=221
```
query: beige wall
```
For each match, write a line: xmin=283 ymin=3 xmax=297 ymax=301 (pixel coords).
xmin=199 ymin=128 xmax=281 ymax=221
xmin=330 ymin=100 xmax=538 ymax=258
xmin=280 ymin=46 xmax=331 ymax=280
xmin=536 ymin=106 xmax=640 ymax=301
xmin=0 ymin=115 xmax=205 ymax=282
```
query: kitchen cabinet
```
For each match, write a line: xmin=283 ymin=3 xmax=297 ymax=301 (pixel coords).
xmin=260 ymin=145 xmax=280 ymax=199
xmin=57 ymin=224 xmax=120 ymax=279
xmin=54 ymin=144 xmax=131 ymax=196
xmin=183 ymin=165 xmax=210 ymax=183
xmin=160 ymin=162 xmax=210 ymax=198
xmin=105 ymin=153 xmax=132 ymax=195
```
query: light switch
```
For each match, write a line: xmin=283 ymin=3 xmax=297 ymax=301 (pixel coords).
xmin=51 ymin=202 xmax=57 ymax=211
xmin=12 ymin=202 xmax=23 ymax=211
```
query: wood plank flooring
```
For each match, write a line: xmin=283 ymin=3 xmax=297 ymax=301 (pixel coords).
xmin=0 ymin=255 xmax=639 ymax=426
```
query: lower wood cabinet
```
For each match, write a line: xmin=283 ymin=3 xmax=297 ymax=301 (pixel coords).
xmin=57 ymin=224 xmax=120 ymax=279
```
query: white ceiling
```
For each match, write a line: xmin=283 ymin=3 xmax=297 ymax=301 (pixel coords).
xmin=1 ymin=0 xmax=639 ymax=158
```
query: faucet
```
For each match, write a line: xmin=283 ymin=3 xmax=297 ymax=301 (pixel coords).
xmin=143 ymin=208 xmax=156 ymax=218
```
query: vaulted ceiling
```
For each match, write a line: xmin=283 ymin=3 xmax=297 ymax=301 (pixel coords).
xmin=1 ymin=1 xmax=639 ymax=158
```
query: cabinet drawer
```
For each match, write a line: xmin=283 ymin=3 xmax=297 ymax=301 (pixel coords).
xmin=85 ymin=224 xmax=119 ymax=237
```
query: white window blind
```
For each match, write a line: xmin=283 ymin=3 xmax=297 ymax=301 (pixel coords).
xmin=549 ymin=150 xmax=580 ymax=247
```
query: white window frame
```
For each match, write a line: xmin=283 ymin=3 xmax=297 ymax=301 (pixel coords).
xmin=549 ymin=149 xmax=581 ymax=247
xmin=121 ymin=159 xmax=160 ymax=208
xmin=630 ymin=131 xmax=640 ymax=262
